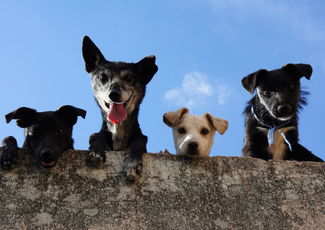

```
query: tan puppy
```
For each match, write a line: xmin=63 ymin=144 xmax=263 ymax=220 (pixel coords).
xmin=163 ymin=108 xmax=228 ymax=157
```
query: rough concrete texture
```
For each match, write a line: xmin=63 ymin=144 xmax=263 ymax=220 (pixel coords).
xmin=0 ymin=148 xmax=325 ymax=229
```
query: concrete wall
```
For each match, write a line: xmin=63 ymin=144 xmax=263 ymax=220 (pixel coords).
xmin=0 ymin=148 xmax=325 ymax=229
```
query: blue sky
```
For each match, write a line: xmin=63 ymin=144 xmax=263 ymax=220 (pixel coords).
xmin=1 ymin=0 xmax=325 ymax=160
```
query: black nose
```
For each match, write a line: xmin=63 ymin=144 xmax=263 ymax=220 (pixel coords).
xmin=278 ymin=104 xmax=292 ymax=115
xmin=109 ymin=90 xmax=121 ymax=102
xmin=188 ymin=141 xmax=199 ymax=150
xmin=41 ymin=149 xmax=55 ymax=159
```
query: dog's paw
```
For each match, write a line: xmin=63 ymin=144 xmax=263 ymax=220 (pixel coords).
xmin=1 ymin=136 xmax=19 ymax=169
xmin=88 ymin=151 xmax=105 ymax=165
xmin=125 ymin=157 xmax=142 ymax=182
xmin=88 ymin=140 xmax=109 ymax=165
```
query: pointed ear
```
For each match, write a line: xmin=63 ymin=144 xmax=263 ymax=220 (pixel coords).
xmin=55 ymin=105 xmax=86 ymax=126
xmin=163 ymin=108 xmax=189 ymax=127
xmin=204 ymin=113 xmax=229 ymax=135
xmin=5 ymin=107 xmax=37 ymax=128
xmin=136 ymin=55 xmax=158 ymax=85
xmin=82 ymin=36 xmax=106 ymax=73
xmin=241 ymin=69 xmax=268 ymax=95
xmin=282 ymin=63 xmax=312 ymax=80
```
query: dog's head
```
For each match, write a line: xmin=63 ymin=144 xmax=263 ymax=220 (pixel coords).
xmin=82 ymin=36 xmax=158 ymax=125
xmin=5 ymin=105 xmax=86 ymax=167
xmin=241 ymin=63 xmax=312 ymax=121
xmin=163 ymin=108 xmax=228 ymax=157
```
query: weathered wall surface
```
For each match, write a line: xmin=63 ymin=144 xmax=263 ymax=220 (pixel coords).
xmin=0 ymin=148 xmax=325 ymax=229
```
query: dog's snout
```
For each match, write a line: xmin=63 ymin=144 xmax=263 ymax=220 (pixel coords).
xmin=41 ymin=149 xmax=55 ymax=159
xmin=188 ymin=141 xmax=199 ymax=150
xmin=278 ymin=104 xmax=291 ymax=115
xmin=109 ymin=90 xmax=121 ymax=102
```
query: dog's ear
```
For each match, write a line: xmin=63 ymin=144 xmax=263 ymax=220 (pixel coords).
xmin=204 ymin=113 xmax=229 ymax=135
xmin=82 ymin=36 xmax=106 ymax=73
xmin=55 ymin=105 xmax=87 ymax=126
xmin=241 ymin=69 xmax=268 ymax=95
xmin=282 ymin=63 xmax=312 ymax=80
xmin=163 ymin=108 xmax=189 ymax=127
xmin=136 ymin=55 xmax=158 ymax=85
xmin=5 ymin=107 xmax=37 ymax=128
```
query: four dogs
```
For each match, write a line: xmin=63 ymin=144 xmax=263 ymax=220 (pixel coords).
xmin=1 ymin=36 xmax=323 ymax=179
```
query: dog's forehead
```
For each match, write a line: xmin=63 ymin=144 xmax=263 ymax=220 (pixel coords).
xmin=179 ymin=114 xmax=210 ymax=127
xmin=261 ymin=69 xmax=299 ymax=87
xmin=32 ymin=112 xmax=69 ymax=126
xmin=100 ymin=61 xmax=136 ymax=72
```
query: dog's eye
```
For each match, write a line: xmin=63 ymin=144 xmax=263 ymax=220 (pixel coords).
xmin=99 ymin=74 xmax=108 ymax=83
xmin=201 ymin=129 xmax=209 ymax=135
xmin=29 ymin=128 xmax=39 ymax=136
xmin=56 ymin=128 xmax=64 ymax=135
xmin=123 ymin=74 xmax=134 ymax=84
xmin=264 ymin=91 xmax=272 ymax=96
xmin=178 ymin=128 xmax=186 ymax=134
xmin=288 ymin=85 xmax=294 ymax=90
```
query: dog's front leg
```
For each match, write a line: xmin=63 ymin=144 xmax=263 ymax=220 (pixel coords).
xmin=89 ymin=132 xmax=112 ymax=164
xmin=1 ymin=136 xmax=19 ymax=169
xmin=125 ymin=135 xmax=147 ymax=182
xmin=289 ymin=143 xmax=324 ymax=162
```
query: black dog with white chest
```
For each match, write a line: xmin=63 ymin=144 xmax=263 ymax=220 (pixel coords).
xmin=1 ymin=105 xmax=86 ymax=168
xmin=241 ymin=63 xmax=323 ymax=162
xmin=82 ymin=36 xmax=158 ymax=181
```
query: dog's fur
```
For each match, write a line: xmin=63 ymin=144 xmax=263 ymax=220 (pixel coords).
xmin=1 ymin=106 xmax=86 ymax=168
xmin=163 ymin=108 xmax=228 ymax=157
xmin=241 ymin=63 xmax=323 ymax=162
xmin=82 ymin=36 xmax=158 ymax=181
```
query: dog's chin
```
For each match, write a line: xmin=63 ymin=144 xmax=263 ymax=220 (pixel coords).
xmin=182 ymin=151 xmax=200 ymax=158
xmin=271 ymin=113 xmax=294 ymax=122
xmin=41 ymin=160 xmax=57 ymax=168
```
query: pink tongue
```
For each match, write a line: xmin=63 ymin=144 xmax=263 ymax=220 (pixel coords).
xmin=107 ymin=103 xmax=127 ymax=124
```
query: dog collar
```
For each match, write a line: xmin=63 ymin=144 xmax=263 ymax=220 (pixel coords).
xmin=251 ymin=106 xmax=292 ymax=151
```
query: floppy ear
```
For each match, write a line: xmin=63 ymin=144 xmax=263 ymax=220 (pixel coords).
xmin=5 ymin=107 xmax=37 ymax=128
xmin=204 ymin=113 xmax=229 ymax=135
xmin=282 ymin=63 xmax=312 ymax=80
xmin=136 ymin=55 xmax=158 ymax=85
xmin=163 ymin=107 xmax=189 ymax=127
xmin=82 ymin=36 xmax=106 ymax=73
xmin=241 ymin=69 xmax=268 ymax=95
xmin=55 ymin=105 xmax=87 ymax=126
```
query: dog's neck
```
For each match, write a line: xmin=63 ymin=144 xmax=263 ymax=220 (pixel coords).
xmin=104 ymin=110 xmax=140 ymax=151
xmin=251 ymin=105 xmax=292 ymax=151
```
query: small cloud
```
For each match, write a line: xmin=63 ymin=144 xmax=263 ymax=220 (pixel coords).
xmin=216 ymin=83 xmax=232 ymax=105
xmin=164 ymin=71 xmax=234 ymax=107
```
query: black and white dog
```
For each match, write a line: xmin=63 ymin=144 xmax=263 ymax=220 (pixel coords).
xmin=241 ymin=63 xmax=323 ymax=162
xmin=82 ymin=36 xmax=158 ymax=181
xmin=1 ymin=106 xmax=86 ymax=168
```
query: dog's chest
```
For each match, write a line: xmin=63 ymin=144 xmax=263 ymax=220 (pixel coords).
xmin=257 ymin=126 xmax=295 ymax=160
xmin=109 ymin=124 xmax=129 ymax=151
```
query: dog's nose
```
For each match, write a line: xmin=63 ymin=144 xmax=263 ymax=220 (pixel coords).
xmin=109 ymin=90 xmax=121 ymax=102
xmin=41 ymin=149 xmax=55 ymax=159
xmin=188 ymin=141 xmax=199 ymax=150
xmin=278 ymin=104 xmax=291 ymax=115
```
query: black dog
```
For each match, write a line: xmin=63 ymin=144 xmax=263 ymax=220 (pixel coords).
xmin=82 ymin=36 xmax=158 ymax=181
xmin=1 ymin=105 xmax=86 ymax=168
xmin=241 ymin=63 xmax=323 ymax=162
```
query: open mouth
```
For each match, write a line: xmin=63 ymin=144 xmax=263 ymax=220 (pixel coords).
xmin=104 ymin=100 xmax=129 ymax=124
xmin=41 ymin=161 xmax=56 ymax=167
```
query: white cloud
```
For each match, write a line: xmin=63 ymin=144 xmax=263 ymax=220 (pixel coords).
xmin=164 ymin=71 xmax=234 ymax=107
